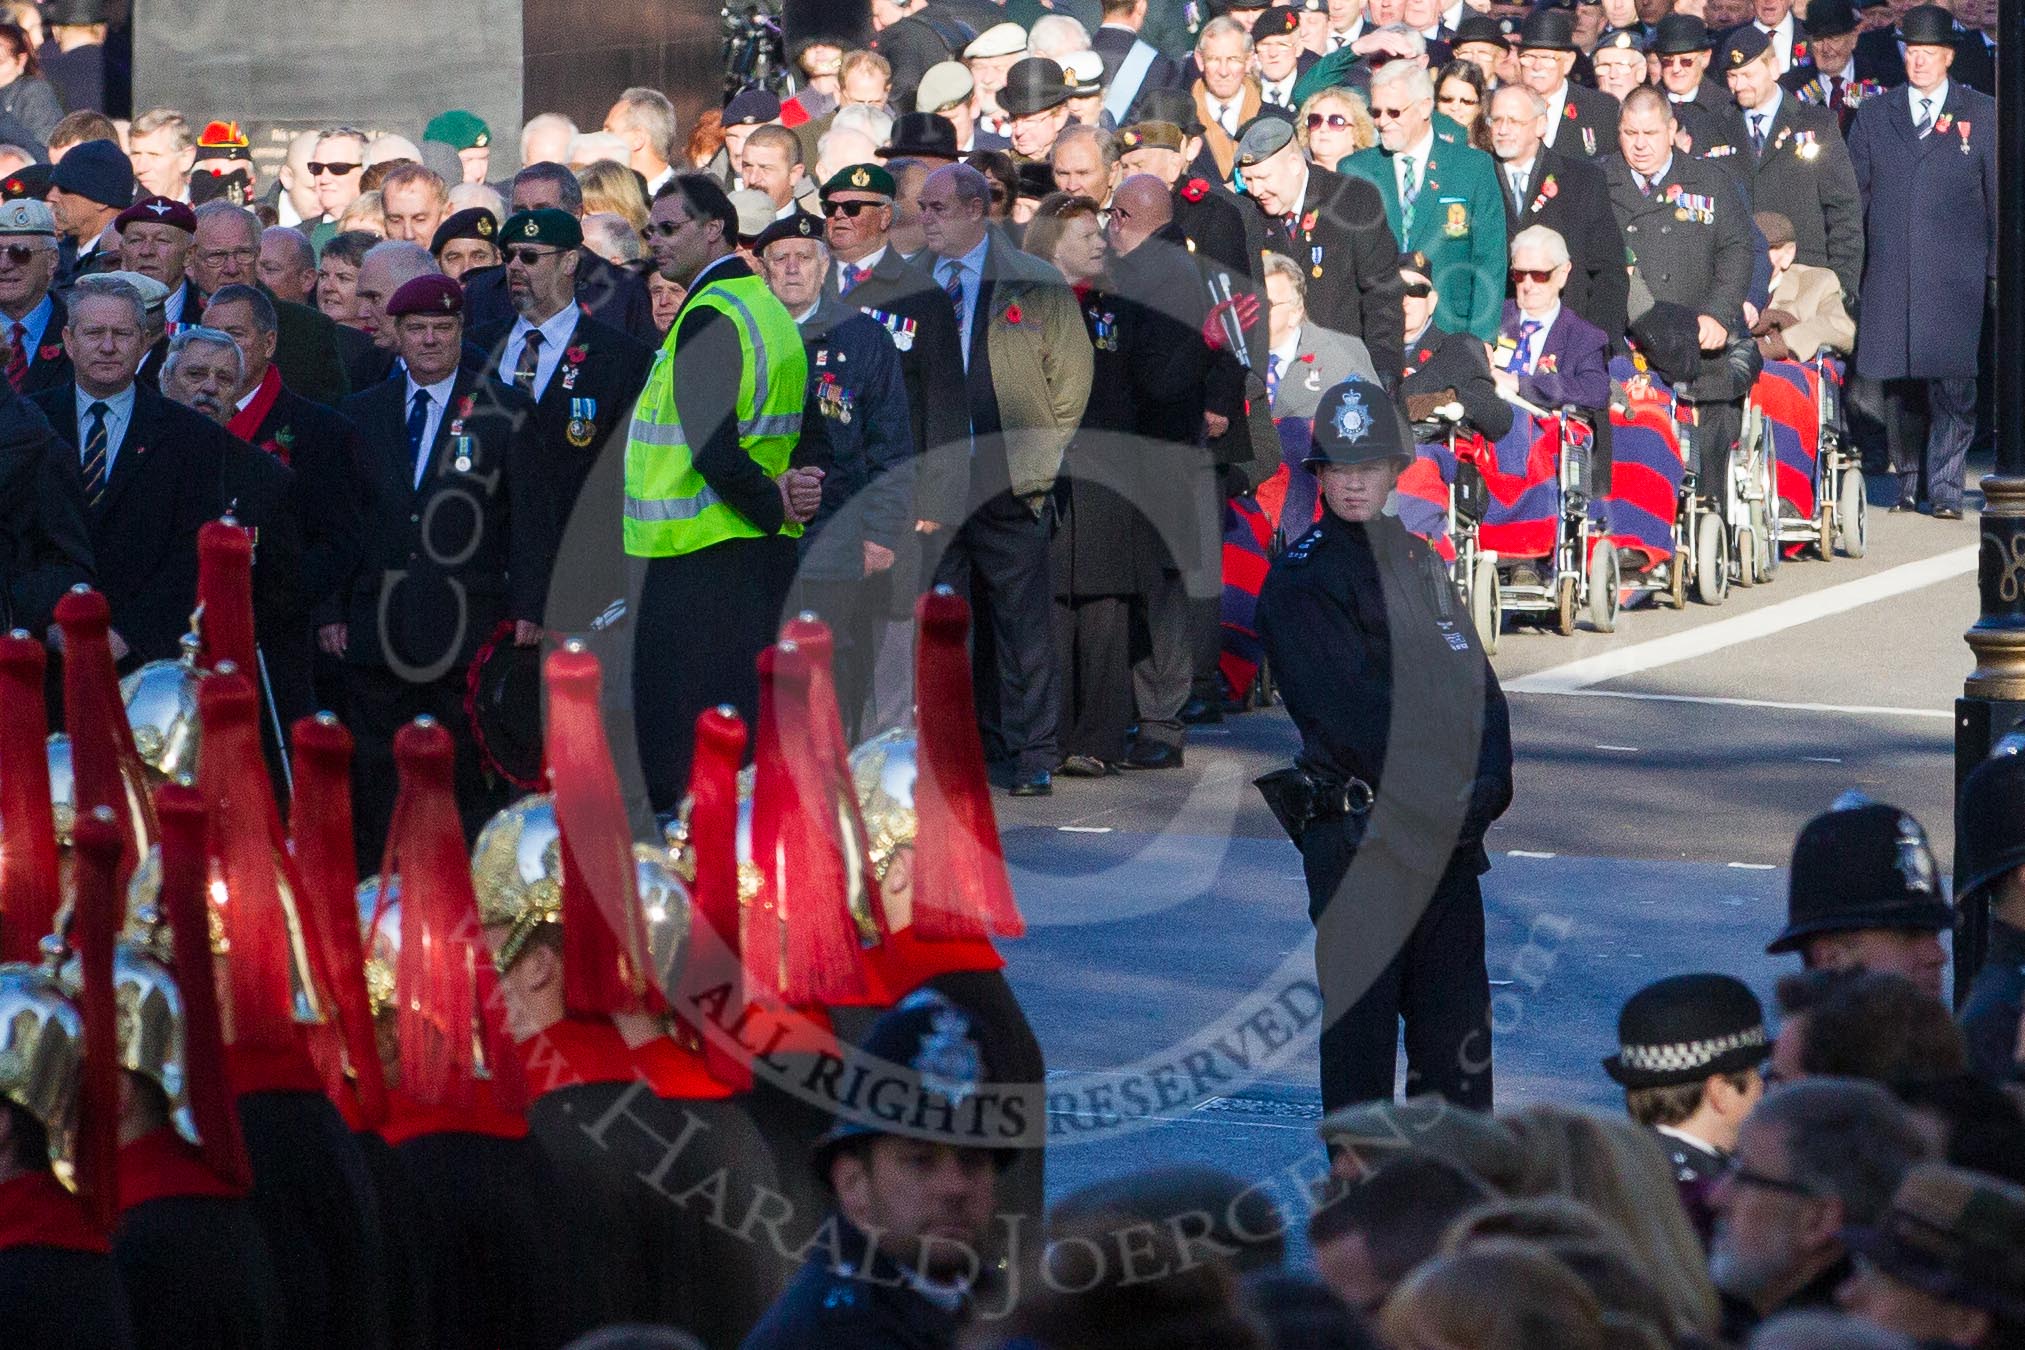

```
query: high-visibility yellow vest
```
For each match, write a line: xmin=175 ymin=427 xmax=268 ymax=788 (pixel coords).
xmin=623 ymin=271 xmax=806 ymax=558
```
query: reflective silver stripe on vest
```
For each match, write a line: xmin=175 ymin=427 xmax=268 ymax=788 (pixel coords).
xmin=624 ymin=483 xmax=727 ymax=522
xmin=627 ymin=417 xmax=690 ymax=447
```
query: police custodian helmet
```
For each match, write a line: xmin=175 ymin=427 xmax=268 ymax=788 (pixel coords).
xmin=1305 ymin=375 xmax=1414 ymax=470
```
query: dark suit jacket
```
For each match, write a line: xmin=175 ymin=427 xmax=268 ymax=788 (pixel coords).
xmin=239 ymin=381 xmax=367 ymax=624
xmin=462 ymin=249 xmax=659 ymax=345
xmin=31 ymin=380 xmax=304 ymax=670
xmin=184 ymin=285 xmax=351 ymax=407
xmin=10 ymin=289 xmax=70 ymax=397
xmin=1500 ymin=301 xmax=1611 ymax=411
xmin=1500 ymin=148 xmax=1629 ymax=343
xmin=333 ymin=323 xmax=384 ymax=393
xmin=1704 ymin=96 xmax=1864 ymax=296
xmin=337 ymin=368 xmax=544 ymax=677
xmin=0 ymin=380 xmax=91 ymax=633
xmin=468 ymin=312 xmax=651 ymax=626
xmin=1604 ymin=152 xmax=1755 ymax=334
xmin=1547 ymin=82 xmax=1620 ymax=160
xmin=1090 ymin=24 xmax=1184 ymax=122
xmin=1265 ymin=166 xmax=1405 ymax=383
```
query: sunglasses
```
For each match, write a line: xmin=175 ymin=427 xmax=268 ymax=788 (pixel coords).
xmin=1659 ymin=53 xmax=1702 ymax=65
xmin=1370 ymin=105 xmax=1414 ymax=121
xmin=506 ymin=246 xmax=561 ymax=265
xmin=1401 ymin=280 xmax=1433 ymax=297
xmin=0 ymin=243 xmax=44 ymax=266
xmin=308 ymin=161 xmax=361 ymax=177
xmin=1307 ymin=112 xmax=1355 ymax=130
xmin=1511 ymin=267 xmax=1558 ymax=283
xmin=823 ymin=199 xmax=881 ymax=218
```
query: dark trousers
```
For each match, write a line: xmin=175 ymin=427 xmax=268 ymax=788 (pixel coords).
xmin=1052 ymin=593 xmax=1131 ymax=763
xmin=1188 ymin=592 xmax=1224 ymax=704
xmin=633 ymin=535 xmax=798 ymax=814
xmin=346 ymin=663 xmax=502 ymax=873
xmin=1300 ymin=816 xmax=1494 ymax=1113
xmin=1132 ymin=568 xmax=1194 ymax=749
xmin=794 ymin=569 xmax=891 ymax=744
xmin=1884 ymin=377 xmax=1977 ymax=512
xmin=931 ymin=492 xmax=1060 ymax=775
xmin=1687 ymin=398 xmax=1743 ymax=503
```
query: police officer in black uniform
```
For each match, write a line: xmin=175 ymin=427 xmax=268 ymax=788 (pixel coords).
xmin=1255 ymin=375 xmax=1512 ymax=1112
xmin=1956 ymin=748 xmax=2025 ymax=1081
xmin=742 ymin=991 xmax=1019 ymax=1350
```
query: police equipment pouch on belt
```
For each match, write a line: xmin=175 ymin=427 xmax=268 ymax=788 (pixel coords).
xmin=1254 ymin=766 xmax=1374 ymax=842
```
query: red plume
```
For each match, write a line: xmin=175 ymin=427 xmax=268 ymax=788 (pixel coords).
xmin=0 ymin=634 xmax=58 ymax=965
xmin=912 ymin=589 xmax=1024 ymax=939
xmin=544 ymin=645 xmax=655 ymax=1018
xmin=195 ymin=520 xmax=257 ymax=677
xmin=683 ymin=707 xmax=751 ymax=1091
xmin=386 ymin=719 xmax=524 ymax=1117
xmin=70 ymin=807 xmax=123 ymax=1234
xmin=155 ymin=781 xmax=252 ymax=1191
xmin=288 ymin=715 xmax=387 ymax=1130
xmin=56 ymin=587 xmax=156 ymax=888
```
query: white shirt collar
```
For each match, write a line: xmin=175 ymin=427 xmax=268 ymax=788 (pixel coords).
xmin=1911 ymin=78 xmax=1950 ymax=115
xmin=1517 ymin=299 xmax=1561 ymax=331
xmin=839 ymin=243 xmax=888 ymax=278
xmin=510 ymin=300 xmax=579 ymax=350
xmin=404 ymin=368 xmax=458 ymax=405
xmin=1399 ymin=126 xmax=1436 ymax=166
xmin=1654 ymin=1123 xmax=1724 ymax=1158
xmin=1540 ymin=81 xmax=1570 ymax=137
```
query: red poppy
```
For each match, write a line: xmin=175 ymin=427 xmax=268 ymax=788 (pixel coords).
xmin=1005 ymin=303 xmax=1022 ymax=325
xmin=1418 ymin=348 xmax=1433 ymax=363
xmin=564 ymin=344 xmax=587 ymax=364
xmin=1181 ymin=178 xmax=1209 ymax=203
xmin=1564 ymin=103 xmax=1577 ymax=120
xmin=36 ymin=344 xmax=59 ymax=361
xmin=455 ymin=395 xmax=475 ymax=418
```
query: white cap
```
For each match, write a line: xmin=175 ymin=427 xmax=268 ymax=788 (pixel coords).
xmin=727 ymin=189 xmax=776 ymax=241
xmin=98 ymin=269 xmax=170 ymax=312
xmin=964 ymin=20 xmax=1030 ymax=59
xmin=1060 ymin=49 xmax=1105 ymax=91
xmin=916 ymin=59 xmax=976 ymax=112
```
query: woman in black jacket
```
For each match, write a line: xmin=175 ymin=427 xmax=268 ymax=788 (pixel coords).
xmin=0 ymin=24 xmax=61 ymax=145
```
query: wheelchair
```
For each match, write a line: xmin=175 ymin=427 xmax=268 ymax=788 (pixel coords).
xmin=1401 ymin=415 xmax=1503 ymax=652
xmin=1473 ymin=407 xmax=1620 ymax=637
xmin=1755 ymin=354 xmax=1865 ymax=563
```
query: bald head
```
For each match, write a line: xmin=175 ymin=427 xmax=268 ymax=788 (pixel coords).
xmin=354 ymin=240 xmax=441 ymax=348
xmin=1106 ymin=173 xmax=1172 ymax=256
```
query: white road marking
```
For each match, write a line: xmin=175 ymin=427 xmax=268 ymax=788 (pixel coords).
xmin=1727 ymin=861 xmax=1778 ymax=870
xmin=1507 ymin=849 xmax=1558 ymax=858
xmin=1505 ymin=545 xmax=1977 ymax=694
xmin=1510 ymin=687 xmax=1953 ymax=720
xmin=1058 ymin=825 xmax=1114 ymax=833
xmin=1594 ymin=744 xmax=1640 ymax=752
xmin=1803 ymin=755 xmax=1844 ymax=763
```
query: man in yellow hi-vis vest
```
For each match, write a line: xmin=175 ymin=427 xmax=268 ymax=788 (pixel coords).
xmin=626 ymin=174 xmax=826 ymax=809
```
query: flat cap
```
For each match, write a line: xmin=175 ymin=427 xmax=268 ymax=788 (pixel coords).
xmin=1754 ymin=209 xmax=1795 ymax=246
xmin=1235 ymin=114 xmax=1297 ymax=167
xmin=1720 ymin=24 xmax=1772 ymax=67
xmin=115 ymin=195 xmax=196 ymax=234
xmin=821 ymin=162 xmax=896 ymax=199
xmin=386 ymin=273 xmax=464 ymax=318
xmin=0 ymin=198 xmax=56 ymax=237
xmin=1843 ymin=1164 xmax=2025 ymax=1322
xmin=915 ymin=60 xmax=975 ymax=113
xmin=424 ymin=109 xmax=491 ymax=151
xmin=752 ymin=210 xmax=825 ymax=253
xmin=499 ymin=206 xmax=582 ymax=250
xmin=428 ymin=206 xmax=498 ymax=255
xmin=963 ymin=20 xmax=1028 ymax=59
xmin=99 ymin=269 xmax=169 ymax=312
xmin=723 ymin=88 xmax=782 ymax=127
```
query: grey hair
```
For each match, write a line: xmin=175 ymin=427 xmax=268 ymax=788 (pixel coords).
xmin=1749 ymin=1079 xmax=1932 ymax=1227
xmin=206 ymin=283 xmax=278 ymax=336
xmin=1374 ymin=23 xmax=1429 ymax=57
xmin=162 ymin=325 xmax=244 ymax=385
xmin=361 ymin=239 xmax=441 ymax=288
xmin=937 ymin=162 xmax=992 ymax=213
xmin=612 ymin=87 xmax=680 ymax=163
xmin=1053 ymin=123 xmax=1119 ymax=168
xmin=582 ymin=212 xmax=644 ymax=264
xmin=1027 ymin=13 xmax=1092 ymax=57
xmin=193 ymin=199 xmax=259 ymax=244
xmin=1262 ymin=250 xmax=1308 ymax=303
xmin=1195 ymin=14 xmax=1254 ymax=53
xmin=1371 ymin=58 xmax=1435 ymax=103
xmin=514 ymin=161 xmax=585 ymax=214
xmin=260 ymin=225 xmax=314 ymax=272
xmin=315 ymin=125 xmax=367 ymax=149
xmin=1493 ymin=84 xmax=1549 ymax=118
xmin=68 ymin=274 xmax=145 ymax=328
xmin=1510 ymin=224 xmax=1570 ymax=269
xmin=831 ymin=103 xmax=894 ymax=146
xmin=519 ymin=112 xmax=579 ymax=160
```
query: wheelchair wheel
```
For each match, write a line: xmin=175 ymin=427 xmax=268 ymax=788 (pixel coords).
xmin=1586 ymin=543 xmax=1620 ymax=634
xmin=1556 ymin=573 xmax=1578 ymax=636
xmin=1470 ymin=556 xmax=1501 ymax=654
xmin=1814 ymin=499 xmax=1836 ymax=562
xmin=1837 ymin=469 xmax=1868 ymax=558
xmin=1667 ymin=552 xmax=1688 ymax=609
xmin=1735 ymin=522 xmax=1758 ymax=588
xmin=1694 ymin=512 xmax=1729 ymax=605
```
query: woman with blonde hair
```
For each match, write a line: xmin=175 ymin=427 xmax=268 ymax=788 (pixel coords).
xmin=1442 ymin=1196 xmax=1679 ymax=1350
xmin=1379 ymin=1240 xmax=1607 ymax=1350
xmin=577 ymin=158 xmax=650 ymax=236
xmin=1296 ymin=87 xmax=1375 ymax=171
xmin=335 ymin=189 xmax=386 ymax=237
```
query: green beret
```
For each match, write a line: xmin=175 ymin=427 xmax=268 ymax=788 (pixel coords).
xmin=424 ymin=109 xmax=491 ymax=151
xmin=820 ymin=163 xmax=896 ymax=200
xmin=499 ymin=207 xmax=582 ymax=251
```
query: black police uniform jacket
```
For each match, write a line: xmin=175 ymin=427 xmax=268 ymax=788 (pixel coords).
xmin=0 ymin=378 xmax=92 ymax=635
xmin=1401 ymin=322 xmax=1514 ymax=442
xmin=1500 ymin=147 xmax=1630 ymax=345
xmin=1603 ymin=152 xmax=1755 ymax=336
xmin=31 ymin=380 xmax=305 ymax=669
xmin=468 ymin=312 xmax=652 ymax=626
xmin=741 ymin=1215 xmax=973 ymax=1350
xmin=1702 ymin=97 xmax=1864 ymax=296
xmin=338 ymin=368 xmax=546 ymax=677
xmin=1265 ymin=166 xmax=1406 ymax=390
xmin=1255 ymin=511 xmax=1513 ymax=875
xmin=462 ymin=249 xmax=661 ymax=345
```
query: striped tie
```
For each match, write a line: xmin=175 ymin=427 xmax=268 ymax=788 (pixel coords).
xmin=4 ymin=322 xmax=24 ymax=392
xmin=513 ymin=328 xmax=541 ymax=395
xmin=80 ymin=401 xmax=108 ymax=508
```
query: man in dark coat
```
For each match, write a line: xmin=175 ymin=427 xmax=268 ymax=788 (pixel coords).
xmin=1705 ymin=27 xmax=1864 ymax=298
xmin=0 ymin=200 xmax=75 ymax=397
xmin=466 ymin=208 xmax=652 ymax=632
xmin=459 ymin=162 xmax=659 ymax=344
xmin=1845 ymin=3 xmax=1995 ymax=519
xmin=335 ymin=273 xmax=545 ymax=856
xmin=1654 ymin=14 xmax=1738 ymax=151
xmin=1781 ymin=0 xmax=1883 ymax=134
xmin=185 ymin=202 xmax=351 ymax=407
xmin=32 ymin=275 xmax=302 ymax=670
xmin=1488 ymin=85 xmax=1630 ymax=343
xmin=1516 ymin=7 xmax=1619 ymax=160
xmin=1092 ymin=0 xmax=1187 ymax=123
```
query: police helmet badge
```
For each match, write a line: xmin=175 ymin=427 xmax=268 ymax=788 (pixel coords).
xmin=911 ymin=999 xmax=983 ymax=1107
xmin=1895 ymin=814 xmax=1938 ymax=894
xmin=1333 ymin=384 xmax=1372 ymax=444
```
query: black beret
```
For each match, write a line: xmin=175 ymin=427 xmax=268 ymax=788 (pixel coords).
xmin=428 ymin=206 xmax=498 ymax=255
xmin=751 ymin=210 xmax=825 ymax=253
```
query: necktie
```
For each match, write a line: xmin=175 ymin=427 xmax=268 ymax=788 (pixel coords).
xmin=842 ymin=263 xmax=868 ymax=294
xmin=1267 ymin=352 xmax=1282 ymax=402
xmin=4 ymin=321 xmax=24 ymax=392
xmin=79 ymin=401 xmax=107 ymax=508
xmin=514 ymin=328 xmax=542 ymax=396
xmin=1831 ymin=74 xmax=1845 ymax=109
xmin=1749 ymin=112 xmax=1766 ymax=153
xmin=1638 ymin=173 xmax=1654 ymax=198
xmin=1517 ymin=319 xmax=1541 ymax=374
xmin=1400 ymin=156 xmax=1420 ymax=233
xmin=1916 ymin=96 xmax=1934 ymax=137
xmin=940 ymin=259 xmax=964 ymax=317
xmin=406 ymin=389 xmax=431 ymax=484
xmin=1508 ymin=167 xmax=1528 ymax=210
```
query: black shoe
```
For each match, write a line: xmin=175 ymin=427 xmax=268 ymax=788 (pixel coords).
xmin=1179 ymin=697 xmax=1223 ymax=726
xmin=1123 ymin=742 xmax=1183 ymax=770
xmin=1056 ymin=754 xmax=1111 ymax=778
xmin=1009 ymin=770 xmax=1052 ymax=797
xmin=1888 ymin=498 xmax=1918 ymax=513
xmin=1934 ymin=506 xmax=1964 ymax=521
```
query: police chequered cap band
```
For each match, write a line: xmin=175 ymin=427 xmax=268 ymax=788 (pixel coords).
xmin=1618 ymin=1023 xmax=1767 ymax=1074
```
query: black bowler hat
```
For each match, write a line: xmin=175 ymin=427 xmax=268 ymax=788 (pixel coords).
xmin=1767 ymin=797 xmax=1952 ymax=954
xmin=999 ymin=57 xmax=1070 ymax=118
xmin=1803 ymin=0 xmax=1858 ymax=39
xmin=1135 ymin=87 xmax=1206 ymax=137
xmin=1014 ymin=159 xmax=1055 ymax=201
xmin=1603 ymin=974 xmax=1770 ymax=1088
xmin=1897 ymin=2 xmax=1956 ymax=45
xmin=1306 ymin=376 xmax=1412 ymax=469
xmin=878 ymin=111 xmax=960 ymax=160
xmin=811 ymin=990 xmax=1017 ymax=1179
xmin=1651 ymin=12 xmax=1714 ymax=53
xmin=1451 ymin=13 xmax=1512 ymax=48
xmin=1957 ymin=744 xmax=2025 ymax=902
xmin=1518 ymin=6 xmax=1580 ymax=51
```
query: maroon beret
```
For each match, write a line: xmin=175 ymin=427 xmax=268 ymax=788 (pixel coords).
xmin=385 ymin=273 xmax=464 ymax=318
xmin=114 ymin=195 xmax=196 ymax=234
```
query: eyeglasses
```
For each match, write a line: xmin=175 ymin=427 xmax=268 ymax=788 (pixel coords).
xmin=1659 ymin=54 xmax=1702 ymax=66
xmin=1510 ymin=267 xmax=1558 ymax=283
xmin=1370 ymin=104 xmax=1414 ymax=121
xmin=1724 ymin=1161 xmax=1816 ymax=1199
xmin=506 ymin=246 xmax=561 ymax=265
xmin=307 ymin=161 xmax=361 ymax=177
xmin=644 ymin=219 xmax=687 ymax=239
xmin=0 ymin=243 xmax=46 ymax=266
xmin=1307 ymin=112 xmax=1355 ymax=130
xmin=823 ymin=199 xmax=881 ymax=218
xmin=1401 ymin=280 xmax=1433 ymax=297
xmin=196 ymin=247 xmax=257 ymax=266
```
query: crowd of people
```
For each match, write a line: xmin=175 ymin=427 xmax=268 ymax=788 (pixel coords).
xmin=0 ymin=0 xmax=2007 ymax=1344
